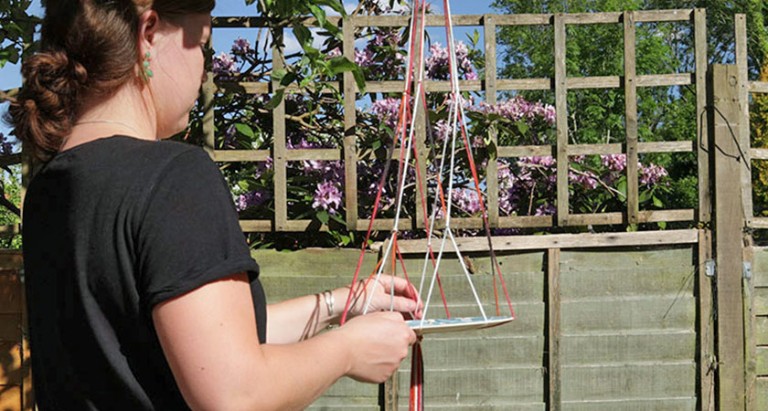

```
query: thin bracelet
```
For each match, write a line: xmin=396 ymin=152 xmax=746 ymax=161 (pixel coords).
xmin=321 ymin=290 xmax=334 ymax=317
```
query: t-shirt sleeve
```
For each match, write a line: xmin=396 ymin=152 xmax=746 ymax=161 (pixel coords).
xmin=136 ymin=147 xmax=259 ymax=310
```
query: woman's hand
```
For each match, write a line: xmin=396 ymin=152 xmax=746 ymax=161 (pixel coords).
xmin=337 ymin=311 xmax=418 ymax=383
xmin=343 ymin=275 xmax=423 ymax=320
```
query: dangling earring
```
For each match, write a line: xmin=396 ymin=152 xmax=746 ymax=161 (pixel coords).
xmin=141 ymin=51 xmax=154 ymax=81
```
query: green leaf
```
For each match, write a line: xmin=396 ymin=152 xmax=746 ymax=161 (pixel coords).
xmin=652 ymin=195 xmax=663 ymax=208
xmin=316 ymin=210 xmax=330 ymax=225
xmin=327 ymin=56 xmax=356 ymax=75
xmin=235 ymin=123 xmax=255 ymax=138
xmin=265 ymin=88 xmax=285 ymax=110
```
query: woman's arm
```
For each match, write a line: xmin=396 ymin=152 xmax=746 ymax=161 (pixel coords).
xmin=266 ymin=275 xmax=422 ymax=344
xmin=153 ymin=273 xmax=416 ymax=411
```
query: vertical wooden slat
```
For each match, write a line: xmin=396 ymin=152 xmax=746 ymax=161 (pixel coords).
xmin=414 ymin=23 xmax=428 ymax=230
xmin=202 ymin=37 xmax=216 ymax=158
xmin=743 ymin=239 xmax=756 ymax=411
xmin=484 ymin=14 xmax=499 ymax=227
xmin=272 ymin=41 xmax=288 ymax=231
xmin=709 ymin=64 xmax=747 ymax=411
xmin=554 ymin=14 xmax=569 ymax=226
xmin=343 ymin=17 xmax=359 ymax=229
xmin=623 ymin=11 xmax=639 ymax=225
xmin=698 ymin=228 xmax=715 ymax=411
xmin=735 ymin=14 xmax=753 ymax=226
xmin=547 ymin=248 xmax=561 ymax=411
xmin=695 ymin=9 xmax=710 ymax=224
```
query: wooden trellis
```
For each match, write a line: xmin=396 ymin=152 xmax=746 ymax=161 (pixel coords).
xmin=203 ymin=9 xmax=709 ymax=233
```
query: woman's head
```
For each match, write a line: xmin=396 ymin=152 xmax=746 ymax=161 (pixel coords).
xmin=8 ymin=0 xmax=215 ymax=160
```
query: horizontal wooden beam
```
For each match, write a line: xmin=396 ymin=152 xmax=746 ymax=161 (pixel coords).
xmin=393 ymin=228 xmax=699 ymax=253
xmin=562 ymin=12 xmax=622 ymax=24
xmin=214 ymin=150 xmax=271 ymax=162
xmin=634 ymin=9 xmax=693 ymax=22
xmin=497 ymin=78 xmax=552 ymax=91
xmin=750 ymin=148 xmax=768 ymax=160
xmin=751 ymin=81 xmax=768 ymax=93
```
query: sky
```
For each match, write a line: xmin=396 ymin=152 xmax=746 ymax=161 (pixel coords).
xmin=0 ymin=0 xmax=497 ymax=136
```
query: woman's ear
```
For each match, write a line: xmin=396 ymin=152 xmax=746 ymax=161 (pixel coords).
xmin=137 ymin=9 xmax=160 ymax=54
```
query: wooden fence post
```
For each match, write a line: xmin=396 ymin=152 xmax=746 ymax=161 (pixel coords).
xmin=708 ymin=64 xmax=748 ymax=411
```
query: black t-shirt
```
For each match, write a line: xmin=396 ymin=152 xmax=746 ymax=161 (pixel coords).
xmin=22 ymin=136 xmax=267 ymax=410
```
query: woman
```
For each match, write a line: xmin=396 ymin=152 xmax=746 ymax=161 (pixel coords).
xmin=9 ymin=1 xmax=419 ymax=409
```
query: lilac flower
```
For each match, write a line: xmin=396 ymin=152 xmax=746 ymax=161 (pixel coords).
xmin=474 ymin=96 xmax=556 ymax=127
xmin=535 ymin=203 xmax=556 ymax=216
xmin=231 ymin=37 xmax=251 ymax=55
xmin=424 ymin=41 xmax=477 ymax=81
xmin=640 ymin=163 xmax=668 ymax=186
xmin=326 ymin=47 xmax=342 ymax=59
xmin=222 ymin=125 xmax=237 ymax=149
xmin=236 ymin=190 xmax=270 ymax=211
xmin=433 ymin=120 xmax=452 ymax=143
xmin=354 ymin=48 xmax=374 ymax=67
xmin=371 ymin=97 xmax=401 ymax=130
xmin=213 ymin=52 xmax=236 ymax=76
xmin=601 ymin=154 xmax=627 ymax=172
xmin=452 ymin=188 xmax=482 ymax=215
xmin=569 ymin=170 xmax=599 ymax=190
xmin=313 ymin=181 xmax=343 ymax=214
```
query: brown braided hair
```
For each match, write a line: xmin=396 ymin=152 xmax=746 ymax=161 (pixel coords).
xmin=6 ymin=0 xmax=215 ymax=161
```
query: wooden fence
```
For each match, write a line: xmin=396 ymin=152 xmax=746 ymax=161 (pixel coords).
xmin=204 ymin=9 xmax=708 ymax=233
xmin=4 ymin=6 xmax=768 ymax=411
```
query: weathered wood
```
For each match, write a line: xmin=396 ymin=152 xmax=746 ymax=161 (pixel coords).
xmin=757 ymin=316 xmax=768 ymax=345
xmin=395 ymin=367 xmax=544 ymax=402
xmin=755 ymin=287 xmax=768 ymax=315
xmin=547 ymin=249 xmax=562 ymax=411
xmin=566 ymin=76 xmax=620 ymax=89
xmin=635 ymin=9 xmax=693 ymax=22
xmin=753 ymin=247 xmax=768 ymax=287
xmin=750 ymin=81 xmax=768 ymax=93
xmin=343 ymin=17 xmax=359 ymax=230
xmin=554 ymin=14 xmax=569 ymax=226
xmin=561 ymin=398 xmax=696 ymax=411
xmin=561 ymin=362 xmax=696 ymax=400
xmin=485 ymin=14 xmax=499 ymax=227
xmin=709 ymin=64 xmax=747 ymax=410
xmin=757 ymin=377 xmax=768 ymax=411
xmin=562 ymin=212 xmax=623 ymax=226
xmin=497 ymin=215 xmax=555 ymax=228
xmin=213 ymin=149 xmax=271 ymax=162
xmin=494 ymin=14 xmax=552 ymax=26
xmin=496 ymin=145 xmax=553 ymax=157
xmin=757 ymin=347 xmax=768 ymax=376
xmin=271 ymin=42 xmax=288 ymax=231
xmin=736 ymin=14 xmax=754 ymax=225
xmin=394 ymin=229 xmax=698 ymax=253
xmin=695 ymin=9 xmax=710 ymax=224
xmin=560 ymin=247 xmax=693 ymax=269
xmin=567 ymin=143 xmax=623 ymax=155
xmin=636 ymin=73 xmax=692 ymax=87
xmin=698 ymin=229 xmax=715 ymax=411
xmin=201 ymin=39 xmax=216 ymax=157
xmin=561 ymin=330 xmax=696 ymax=364
xmin=624 ymin=11 xmax=639 ymax=225
xmin=496 ymin=78 xmax=552 ymax=91
xmin=749 ymin=147 xmax=768 ymax=160
xmin=560 ymin=295 xmax=696 ymax=331
xmin=560 ymin=266 xmax=694 ymax=298
xmin=562 ymin=12 xmax=621 ymax=24
xmin=638 ymin=141 xmax=695 ymax=153
xmin=637 ymin=209 xmax=696 ymax=222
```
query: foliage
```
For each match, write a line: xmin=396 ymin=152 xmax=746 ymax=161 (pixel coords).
xmin=207 ymin=3 xmax=673 ymax=249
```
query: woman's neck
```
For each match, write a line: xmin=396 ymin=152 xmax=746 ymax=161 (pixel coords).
xmin=62 ymin=82 xmax=157 ymax=152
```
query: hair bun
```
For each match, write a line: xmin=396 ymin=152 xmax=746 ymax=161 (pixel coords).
xmin=23 ymin=51 xmax=88 ymax=99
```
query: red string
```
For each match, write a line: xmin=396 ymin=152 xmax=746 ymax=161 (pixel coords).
xmin=409 ymin=339 xmax=424 ymax=411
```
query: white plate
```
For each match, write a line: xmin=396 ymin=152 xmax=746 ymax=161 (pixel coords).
xmin=406 ymin=316 xmax=515 ymax=335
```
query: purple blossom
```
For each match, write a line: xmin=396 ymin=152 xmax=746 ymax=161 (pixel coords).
xmin=535 ymin=203 xmax=556 ymax=216
xmin=213 ymin=52 xmax=236 ymax=76
xmin=474 ymin=96 xmax=556 ymax=127
xmin=569 ymin=170 xmax=599 ymax=190
xmin=371 ymin=97 xmax=401 ymax=130
xmin=452 ymin=188 xmax=482 ymax=215
xmin=640 ymin=163 xmax=668 ymax=186
xmin=601 ymin=154 xmax=627 ymax=172
xmin=354 ymin=48 xmax=374 ymax=67
xmin=231 ymin=37 xmax=251 ymax=55
xmin=236 ymin=190 xmax=270 ymax=211
xmin=313 ymin=181 xmax=343 ymax=214
xmin=424 ymin=41 xmax=477 ymax=81
xmin=326 ymin=47 xmax=342 ymax=59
